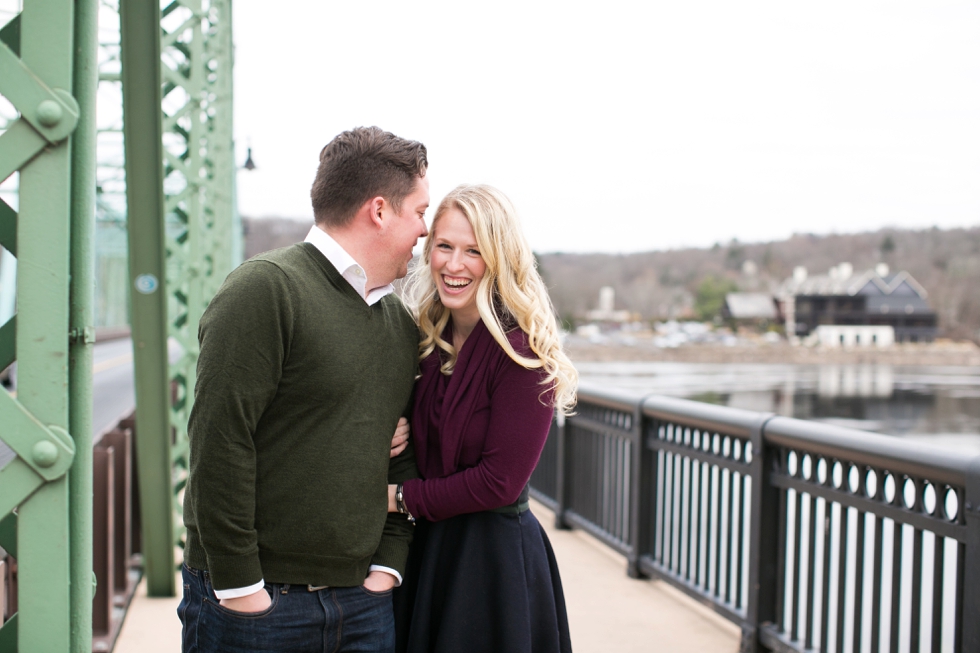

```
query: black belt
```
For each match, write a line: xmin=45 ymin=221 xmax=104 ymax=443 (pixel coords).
xmin=488 ymin=485 xmax=531 ymax=515
xmin=489 ymin=500 xmax=530 ymax=515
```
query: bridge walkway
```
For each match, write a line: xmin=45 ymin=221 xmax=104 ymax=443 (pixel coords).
xmin=114 ymin=500 xmax=740 ymax=653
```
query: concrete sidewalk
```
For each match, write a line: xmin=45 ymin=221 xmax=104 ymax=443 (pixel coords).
xmin=115 ymin=500 xmax=739 ymax=652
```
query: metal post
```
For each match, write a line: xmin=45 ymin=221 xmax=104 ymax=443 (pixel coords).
xmin=119 ymin=0 xmax=175 ymax=597
xmin=0 ymin=0 xmax=81 ymax=649
xmin=742 ymin=414 xmax=777 ymax=653
xmin=68 ymin=0 xmax=99 ymax=649
xmin=553 ymin=411 xmax=571 ymax=530
xmin=627 ymin=397 xmax=657 ymax=579
xmin=961 ymin=456 xmax=980 ymax=652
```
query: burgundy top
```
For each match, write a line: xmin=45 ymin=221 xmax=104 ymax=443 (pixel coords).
xmin=402 ymin=319 xmax=554 ymax=521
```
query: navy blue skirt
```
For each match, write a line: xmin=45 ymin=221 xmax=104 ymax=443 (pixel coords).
xmin=393 ymin=507 xmax=572 ymax=653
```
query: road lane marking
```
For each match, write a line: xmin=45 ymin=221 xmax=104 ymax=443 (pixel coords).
xmin=93 ymin=353 xmax=133 ymax=374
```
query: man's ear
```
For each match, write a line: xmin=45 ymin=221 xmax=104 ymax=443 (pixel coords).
xmin=368 ymin=196 xmax=386 ymax=230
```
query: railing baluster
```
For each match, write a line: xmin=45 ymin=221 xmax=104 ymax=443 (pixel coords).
xmin=871 ymin=515 xmax=883 ymax=653
xmin=712 ymin=458 xmax=725 ymax=598
xmin=890 ymin=520 xmax=903 ymax=653
xmin=835 ymin=503 xmax=849 ymax=653
xmin=774 ymin=483 xmax=788 ymax=635
xmin=654 ymin=448 xmax=668 ymax=565
xmin=694 ymin=458 xmax=704 ymax=588
xmin=909 ymin=526 xmax=922 ymax=653
xmin=735 ymin=469 xmax=745 ymax=610
xmin=725 ymin=464 xmax=735 ymax=605
xmin=792 ymin=488 xmax=803 ymax=643
xmin=821 ymin=498 xmax=833 ymax=652
xmin=805 ymin=491 xmax=818 ymax=650
xmin=852 ymin=510 xmax=866 ymax=653
xmin=664 ymin=447 xmax=674 ymax=571
xmin=930 ymin=533 xmax=944 ymax=653
xmin=685 ymin=451 xmax=695 ymax=582
xmin=953 ymin=539 xmax=964 ymax=653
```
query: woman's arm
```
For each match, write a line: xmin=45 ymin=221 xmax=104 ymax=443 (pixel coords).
xmin=397 ymin=360 xmax=554 ymax=521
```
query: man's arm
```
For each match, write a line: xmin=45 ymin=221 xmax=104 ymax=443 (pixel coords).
xmin=186 ymin=261 xmax=292 ymax=593
xmin=367 ymin=437 xmax=419 ymax=583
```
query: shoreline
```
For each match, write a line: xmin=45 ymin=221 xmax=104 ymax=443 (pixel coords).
xmin=565 ymin=340 xmax=980 ymax=367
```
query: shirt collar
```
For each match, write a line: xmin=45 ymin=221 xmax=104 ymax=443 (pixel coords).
xmin=304 ymin=225 xmax=394 ymax=305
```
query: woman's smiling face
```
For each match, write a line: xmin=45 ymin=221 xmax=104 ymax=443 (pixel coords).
xmin=429 ymin=207 xmax=487 ymax=327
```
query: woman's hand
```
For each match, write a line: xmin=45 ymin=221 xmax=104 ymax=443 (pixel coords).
xmin=390 ymin=417 xmax=410 ymax=458
xmin=387 ymin=484 xmax=398 ymax=513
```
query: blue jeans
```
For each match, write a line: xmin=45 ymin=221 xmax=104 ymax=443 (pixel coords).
xmin=178 ymin=564 xmax=395 ymax=653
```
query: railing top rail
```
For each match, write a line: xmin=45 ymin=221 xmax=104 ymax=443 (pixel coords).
xmin=575 ymin=385 xmax=979 ymax=487
xmin=576 ymin=381 xmax=650 ymax=414
xmin=640 ymin=394 xmax=767 ymax=439
xmin=764 ymin=415 xmax=979 ymax=488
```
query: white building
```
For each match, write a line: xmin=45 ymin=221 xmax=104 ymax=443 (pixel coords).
xmin=810 ymin=324 xmax=895 ymax=348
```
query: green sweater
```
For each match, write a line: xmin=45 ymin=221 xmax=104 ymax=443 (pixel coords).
xmin=183 ymin=242 xmax=419 ymax=591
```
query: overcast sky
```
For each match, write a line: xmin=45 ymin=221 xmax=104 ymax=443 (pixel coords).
xmin=232 ymin=1 xmax=980 ymax=254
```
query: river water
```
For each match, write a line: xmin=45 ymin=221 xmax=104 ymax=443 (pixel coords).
xmin=575 ymin=362 xmax=980 ymax=455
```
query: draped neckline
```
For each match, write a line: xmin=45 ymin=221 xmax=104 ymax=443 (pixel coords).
xmin=414 ymin=318 xmax=496 ymax=479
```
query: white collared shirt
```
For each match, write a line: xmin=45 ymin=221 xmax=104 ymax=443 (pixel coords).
xmin=304 ymin=225 xmax=394 ymax=306
xmin=213 ymin=227 xmax=402 ymax=599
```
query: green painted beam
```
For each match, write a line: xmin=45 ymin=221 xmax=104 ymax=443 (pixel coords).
xmin=14 ymin=0 xmax=77 ymax=649
xmin=0 ymin=512 xmax=16 ymax=558
xmin=0 ymin=13 xmax=20 ymax=55
xmin=0 ymin=316 xmax=14 ymax=371
xmin=68 ymin=1 xmax=98 ymax=649
xmin=0 ymin=613 xmax=18 ymax=652
xmin=0 ymin=198 xmax=15 ymax=256
xmin=119 ymin=0 xmax=175 ymax=598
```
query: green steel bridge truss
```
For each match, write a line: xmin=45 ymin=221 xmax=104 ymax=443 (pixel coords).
xmin=0 ymin=1 xmax=97 ymax=650
xmin=0 ymin=0 xmax=238 ymax=648
xmin=120 ymin=0 xmax=238 ymax=598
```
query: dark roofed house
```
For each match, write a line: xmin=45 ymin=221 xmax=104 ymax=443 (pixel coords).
xmin=778 ymin=263 xmax=937 ymax=344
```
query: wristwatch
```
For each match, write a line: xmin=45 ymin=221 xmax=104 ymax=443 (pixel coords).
xmin=395 ymin=483 xmax=415 ymax=524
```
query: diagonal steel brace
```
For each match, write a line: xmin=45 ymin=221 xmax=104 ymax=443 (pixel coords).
xmin=0 ymin=39 xmax=79 ymax=143
xmin=0 ymin=389 xmax=75 ymax=482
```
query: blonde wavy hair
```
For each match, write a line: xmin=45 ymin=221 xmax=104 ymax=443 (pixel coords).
xmin=406 ymin=184 xmax=577 ymax=414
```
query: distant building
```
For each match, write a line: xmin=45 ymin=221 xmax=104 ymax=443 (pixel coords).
xmin=585 ymin=286 xmax=631 ymax=323
xmin=778 ymin=263 xmax=938 ymax=344
xmin=811 ymin=325 xmax=895 ymax=348
xmin=722 ymin=292 xmax=778 ymax=327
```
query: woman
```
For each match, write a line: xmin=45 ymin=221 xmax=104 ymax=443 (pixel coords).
xmin=388 ymin=184 xmax=577 ymax=653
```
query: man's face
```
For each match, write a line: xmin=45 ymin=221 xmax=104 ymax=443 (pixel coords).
xmin=382 ymin=175 xmax=430 ymax=281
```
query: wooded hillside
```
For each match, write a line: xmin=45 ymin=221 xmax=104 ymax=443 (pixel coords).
xmin=243 ymin=219 xmax=980 ymax=341
xmin=538 ymin=227 xmax=980 ymax=341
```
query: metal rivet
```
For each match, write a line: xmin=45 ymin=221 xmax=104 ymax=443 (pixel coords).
xmin=36 ymin=100 xmax=63 ymax=127
xmin=32 ymin=441 xmax=59 ymax=468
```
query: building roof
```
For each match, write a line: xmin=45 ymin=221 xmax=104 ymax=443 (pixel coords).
xmin=724 ymin=293 xmax=777 ymax=319
xmin=779 ymin=265 xmax=928 ymax=299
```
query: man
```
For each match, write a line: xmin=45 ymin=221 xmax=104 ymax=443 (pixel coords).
xmin=179 ymin=126 xmax=429 ymax=652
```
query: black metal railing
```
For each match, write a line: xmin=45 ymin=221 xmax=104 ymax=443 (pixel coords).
xmin=531 ymin=383 xmax=980 ymax=653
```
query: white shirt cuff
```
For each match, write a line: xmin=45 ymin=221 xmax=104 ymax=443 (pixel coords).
xmin=213 ymin=579 xmax=265 ymax=600
xmin=368 ymin=565 xmax=403 ymax=587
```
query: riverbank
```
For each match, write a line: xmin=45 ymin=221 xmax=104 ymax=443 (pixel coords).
xmin=565 ymin=337 xmax=980 ymax=366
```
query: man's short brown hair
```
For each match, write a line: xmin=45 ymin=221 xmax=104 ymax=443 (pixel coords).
xmin=310 ymin=126 xmax=428 ymax=228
